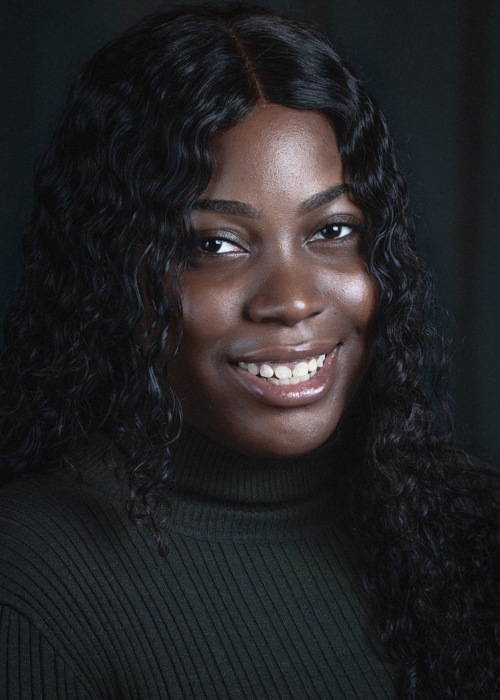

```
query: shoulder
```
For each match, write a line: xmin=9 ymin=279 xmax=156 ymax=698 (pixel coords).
xmin=0 ymin=603 xmax=99 ymax=699
xmin=0 ymin=467 xmax=125 ymax=552
xmin=0 ymin=467 xmax=134 ymax=614
xmin=0 ymin=437 xmax=132 ymax=547
xmin=0 ymin=469 xmax=138 ymax=690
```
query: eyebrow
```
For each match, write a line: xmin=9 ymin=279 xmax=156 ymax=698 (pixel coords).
xmin=297 ymin=184 xmax=352 ymax=215
xmin=192 ymin=199 xmax=259 ymax=218
xmin=193 ymin=183 xmax=353 ymax=219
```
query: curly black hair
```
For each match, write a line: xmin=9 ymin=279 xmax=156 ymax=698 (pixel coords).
xmin=1 ymin=4 xmax=499 ymax=697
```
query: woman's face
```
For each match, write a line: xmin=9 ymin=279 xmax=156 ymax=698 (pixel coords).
xmin=167 ymin=105 xmax=378 ymax=456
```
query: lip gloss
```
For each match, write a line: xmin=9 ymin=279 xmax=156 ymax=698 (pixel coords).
xmin=232 ymin=346 xmax=339 ymax=408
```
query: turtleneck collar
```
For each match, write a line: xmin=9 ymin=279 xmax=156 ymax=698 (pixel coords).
xmin=163 ymin=423 xmax=356 ymax=542
xmin=77 ymin=422 xmax=358 ymax=543
xmin=171 ymin=423 xmax=341 ymax=504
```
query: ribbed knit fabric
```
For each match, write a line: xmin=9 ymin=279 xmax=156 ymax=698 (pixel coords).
xmin=0 ymin=425 xmax=398 ymax=699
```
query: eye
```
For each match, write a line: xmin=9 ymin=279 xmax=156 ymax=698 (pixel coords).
xmin=310 ymin=223 xmax=355 ymax=241
xmin=196 ymin=237 xmax=244 ymax=255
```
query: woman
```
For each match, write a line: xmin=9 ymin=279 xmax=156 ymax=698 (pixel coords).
xmin=0 ymin=4 xmax=498 ymax=698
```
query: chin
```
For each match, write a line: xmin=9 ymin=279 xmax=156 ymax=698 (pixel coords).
xmin=208 ymin=417 xmax=341 ymax=458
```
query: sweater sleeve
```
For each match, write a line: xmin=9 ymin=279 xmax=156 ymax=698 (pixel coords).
xmin=0 ymin=605 xmax=93 ymax=700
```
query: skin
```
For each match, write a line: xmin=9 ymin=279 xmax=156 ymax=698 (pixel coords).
xmin=167 ymin=104 xmax=378 ymax=456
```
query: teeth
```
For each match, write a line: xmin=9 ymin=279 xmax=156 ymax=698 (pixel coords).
xmin=293 ymin=362 xmax=309 ymax=377
xmin=275 ymin=365 xmax=292 ymax=379
xmin=239 ymin=353 xmax=328 ymax=384
xmin=259 ymin=364 xmax=274 ymax=378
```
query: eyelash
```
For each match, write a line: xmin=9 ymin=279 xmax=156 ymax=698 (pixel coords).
xmin=310 ymin=222 xmax=362 ymax=242
xmin=193 ymin=220 xmax=364 ymax=256
xmin=195 ymin=237 xmax=243 ymax=255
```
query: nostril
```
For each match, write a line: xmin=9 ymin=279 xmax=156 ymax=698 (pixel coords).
xmin=246 ymin=286 xmax=325 ymax=326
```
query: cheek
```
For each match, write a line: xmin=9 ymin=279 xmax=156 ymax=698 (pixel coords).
xmin=179 ymin=276 xmax=244 ymax=350
xmin=350 ymin=274 xmax=379 ymax=331
xmin=326 ymin=268 xmax=379 ymax=332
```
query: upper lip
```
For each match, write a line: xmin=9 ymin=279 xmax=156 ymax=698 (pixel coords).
xmin=231 ymin=341 xmax=336 ymax=364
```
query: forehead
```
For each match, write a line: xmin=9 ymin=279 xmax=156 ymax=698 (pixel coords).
xmin=203 ymin=105 xmax=343 ymax=205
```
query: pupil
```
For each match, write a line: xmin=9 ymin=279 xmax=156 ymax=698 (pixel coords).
xmin=203 ymin=239 xmax=222 ymax=253
xmin=324 ymin=225 xmax=340 ymax=238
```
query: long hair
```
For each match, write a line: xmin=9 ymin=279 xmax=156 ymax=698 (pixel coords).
xmin=1 ymin=4 xmax=499 ymax=697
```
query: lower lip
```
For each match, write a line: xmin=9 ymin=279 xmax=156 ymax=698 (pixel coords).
xmin=231 ymin=347 xmax=340 ymax=408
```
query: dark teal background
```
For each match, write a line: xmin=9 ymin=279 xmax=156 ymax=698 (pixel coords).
xmin=2 ymin=0 xmax=499 ymax=465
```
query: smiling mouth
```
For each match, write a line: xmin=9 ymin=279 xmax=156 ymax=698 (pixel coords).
xmin=231 ymin=347 xmax=339 ymax=408
xmin=236 ymin=354 xmax=326 ymax=385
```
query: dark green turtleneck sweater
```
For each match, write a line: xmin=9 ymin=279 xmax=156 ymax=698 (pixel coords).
xmin=0 ymin=426 xmax=398 ymax=699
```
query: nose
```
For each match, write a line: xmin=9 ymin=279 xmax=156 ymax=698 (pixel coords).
xmin=246 ymin=256 xmax=325 ymax=326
